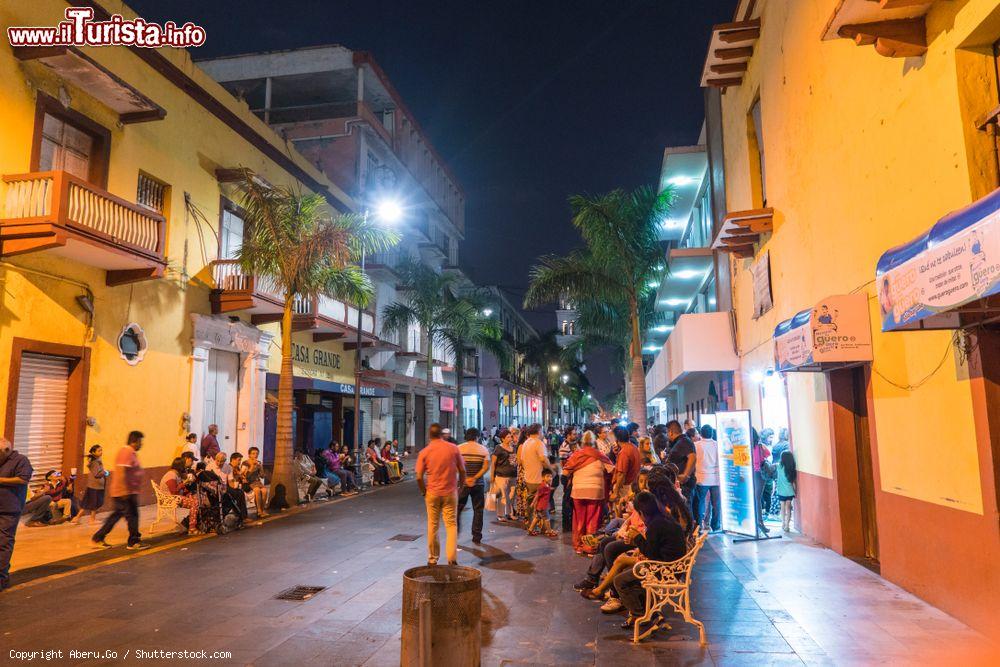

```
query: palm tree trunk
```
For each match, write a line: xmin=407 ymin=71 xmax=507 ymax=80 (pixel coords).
xmin=627 ymin=296 xmax=648 ymax=436
xmin=455 ymin=351 xmax=465 ymax=436
xmin=275 ymin=296 xmax=299 ymax=505
xmin=425 ymin=328 xmax=435 ymax=438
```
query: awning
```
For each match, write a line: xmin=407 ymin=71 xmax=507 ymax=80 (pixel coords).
xmin=265 ymin=373 xmax=391 ymax=398
xmin=876 ymin=188 xmax=1000 ymax=331
xmin=773 ymin=294 xmax=873 ymax=372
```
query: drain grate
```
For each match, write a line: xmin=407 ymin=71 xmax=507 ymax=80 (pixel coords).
xmin=274 ymin=585 xmax=326 ymax=601
xmin=389 ymin=534 xmax=421 ymax=542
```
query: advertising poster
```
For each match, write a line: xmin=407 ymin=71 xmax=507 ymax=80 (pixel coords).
xmin=716 ymin=410 xmax=755 ymax=536
xmin=751 ymin=250 xmax=773 ymax=319
xmin=774 ymin=294 xmax=874 ymax=371
xmin=878 ymin=192 xmax=1000 ymax=331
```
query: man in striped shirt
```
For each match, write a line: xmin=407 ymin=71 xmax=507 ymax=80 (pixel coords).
xmin=457 ymin=428 xmax=491 ymax=544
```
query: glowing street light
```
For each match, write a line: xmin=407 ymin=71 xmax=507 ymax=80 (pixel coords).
xmin=374 ymin=198 xmax=403 ymax=225
xmin=550 ymin=364 xmax=559 ymax=373
xmin=482 ymin=308 xmax=493 ymax=317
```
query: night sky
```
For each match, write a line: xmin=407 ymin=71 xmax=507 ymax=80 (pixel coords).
xmin=130 ymin=0 xmax=736 ymax=398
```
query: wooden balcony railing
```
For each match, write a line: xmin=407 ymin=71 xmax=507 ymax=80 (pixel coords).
xmin=2 ymin=170 xmax=166 ymax=284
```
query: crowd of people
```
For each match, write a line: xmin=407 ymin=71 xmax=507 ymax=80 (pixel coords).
xmin=416 ymin=417 xmax=799 ymax=639
xmin=0 ymin=424 xmax=412 ymax=592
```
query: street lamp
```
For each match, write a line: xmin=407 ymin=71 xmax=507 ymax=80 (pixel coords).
xmin=550 ymin=363 xmax=559 ymax=373
xmin=482 ymin=308 xmax=493 ymax=317
xmin=353 ymin=197 xmax=402 ymax=484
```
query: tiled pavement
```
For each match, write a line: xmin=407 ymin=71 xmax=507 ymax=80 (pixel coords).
xmin=2 ymin=480 xmax=995 ymax=666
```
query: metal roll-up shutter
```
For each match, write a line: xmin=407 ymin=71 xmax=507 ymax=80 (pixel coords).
xmin=361 ymin=397 xmax=374 ymax=444
xmin=14 ymin=353 xmax=71 ymax=483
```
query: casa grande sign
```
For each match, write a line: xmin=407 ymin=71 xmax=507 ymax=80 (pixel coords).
xmin=292 ymin=342 xmax=342 ymax=370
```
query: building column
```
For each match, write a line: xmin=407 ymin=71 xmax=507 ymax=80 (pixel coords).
xmin=405 ymin=389 xmax=416 ymax=451
xmin=188 ymin=346 xmax=210 ymax=439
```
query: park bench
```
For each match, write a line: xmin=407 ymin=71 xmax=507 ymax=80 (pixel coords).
xmin=631 ymin=527 xmax=709 ymax=645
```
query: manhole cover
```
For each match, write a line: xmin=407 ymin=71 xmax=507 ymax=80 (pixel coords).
xmin=274 ymin=585 xmax=326 ymax=601
xmin=389 ymin=534 xmax=421 ymax=542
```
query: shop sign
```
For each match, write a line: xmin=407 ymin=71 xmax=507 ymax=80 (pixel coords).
xmin=335 ymin=382 xmax=385 ymax=398
xmin=715 ymin=410 xmax=755 ymax=537
xmin=440 ymin=396 xmax=455 ymax=412
xmin=773 ymin=294 xmax=873 ymax=371
xmin=877 ymin=188 xmax=1000 ymax=331
xmin=751 ymin=251 xmax=773 ymax=319
xmin=118 ymin=322 xmax=147 ymax=366
xmin=292 ymin=342 xmax=342 ymax=369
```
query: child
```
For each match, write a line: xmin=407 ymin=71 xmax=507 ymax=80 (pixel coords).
xmin=528 ymin=471 xmax=557 ymax=538
xmin=776 ymin=450 xmax=797 ymax=532
xmin=74 ymin=444 xmax=109 ymax=524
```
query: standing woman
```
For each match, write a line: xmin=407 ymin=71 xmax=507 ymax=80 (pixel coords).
xmin=563 ymin=431 xmax=614 ymax=554
xmin=72 ymin=445 xmax=107 ymax=524
xmin=511 ymin=427 xmax=530 ymax=521
xmin=490 ymin=429 xmax=517 ymax=522
xmin=638 ymin=437 xmax=659 ymax=466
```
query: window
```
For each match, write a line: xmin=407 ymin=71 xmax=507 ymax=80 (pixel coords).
xmin=220 ymin=202 xmax=245 ymax=260
xmin=136 ymin=172 xmax=167 ymax=213
xmin=31 ymin=94 xmax=110 ymax=187
xmin=749 ymin=98 xmax=767 ymax=206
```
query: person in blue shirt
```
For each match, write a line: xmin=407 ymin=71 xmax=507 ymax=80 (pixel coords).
xmin=0 ymin=438 xmax=34 ymax=592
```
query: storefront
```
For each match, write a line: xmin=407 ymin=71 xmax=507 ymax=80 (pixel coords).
xmin=769 ymin=293 xmax=876 ymax=552
xmin=261 ymin=333 xmax=390 ymax=460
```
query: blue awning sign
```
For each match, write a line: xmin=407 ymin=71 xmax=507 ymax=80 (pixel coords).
xmin=773 ymin=294 xmax=873 ymax=371
xmin=876 ymin=188 xmax=1000 ymax=331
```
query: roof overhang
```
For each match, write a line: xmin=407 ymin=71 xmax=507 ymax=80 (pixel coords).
xmin=654 ymin=248 xmax=714 ymax=316
xmin=711 ymin=208 xmax=774 ymax=257
xmin=14 ymin=46 xmax=165 ymax=123
xmin=877 ymin=187 xmax=1000 ymax=331
xmin=645 ymin=311 xmax=738 ymax=399
xmin=773 ymin=294 xmax=873 ymax=372
xmin=821 ymin=0 xmax=941 ymax=58
xmin=657 ymin=145 xmax=708 ymax=241
xmin=701 ymin=20 xmax=761 ymax=88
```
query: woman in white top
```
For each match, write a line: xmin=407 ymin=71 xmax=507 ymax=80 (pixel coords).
xmin=563 ymin=430 xmax=614 ymax=554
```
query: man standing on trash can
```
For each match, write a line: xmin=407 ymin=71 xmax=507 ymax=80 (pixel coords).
xmin=416 ymin=423 xmax=466 ymax=566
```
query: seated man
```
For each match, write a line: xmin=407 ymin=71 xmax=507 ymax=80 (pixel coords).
xmin=294 ymin=450 xmax=329 ymax=501
xmin=22 ymin=489 xmax=52 ymax=527
xmin=39 ymin=470 xmax=75 ymax=523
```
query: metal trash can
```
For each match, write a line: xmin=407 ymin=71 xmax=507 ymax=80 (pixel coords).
xmin=401 ymin=565 xmax=482 ymax=667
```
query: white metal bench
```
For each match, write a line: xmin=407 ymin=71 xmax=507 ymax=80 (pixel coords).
xmin=149 ymin=480 xmax=183 ymax=533
xmin=631 ymin=528 xmax=709 ymax=645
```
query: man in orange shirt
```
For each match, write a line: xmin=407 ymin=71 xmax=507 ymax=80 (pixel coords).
xmin=416 ymin=423 xmax=466 ymax=566
xmin=91 ymin=431 xmax=147 ymax=550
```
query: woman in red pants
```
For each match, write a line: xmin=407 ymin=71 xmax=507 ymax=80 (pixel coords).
xmin=563 ymin=430 xmax=613 ymax=554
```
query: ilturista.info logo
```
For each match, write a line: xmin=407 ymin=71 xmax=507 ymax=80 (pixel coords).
xmin=7 ymin=7 xmax=206 ymax=49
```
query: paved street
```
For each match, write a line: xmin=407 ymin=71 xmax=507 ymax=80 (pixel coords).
xmin=3 ymin=480 xmax=994 ymax=666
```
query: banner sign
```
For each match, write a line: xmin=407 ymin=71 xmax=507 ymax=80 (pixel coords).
xmin=751 ymin=251 xmax=773 ymax=319
xmin=773 ymin=294 xmax=873 ymax=371
xmin=877 ymin=188 xmax=1000 ymax=331
xmin=715 ymin=410 xmax=755 ymax=536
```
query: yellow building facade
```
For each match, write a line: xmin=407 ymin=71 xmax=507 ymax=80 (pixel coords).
xmin=709 ymin=0 xmax=1000 ymax=637
xmin=0 ymin=1 xmax=362 ymax=496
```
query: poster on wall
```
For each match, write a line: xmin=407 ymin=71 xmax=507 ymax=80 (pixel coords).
xmin=751 ymin=251 xmax=773 ymax=319
xmin=877 ymin=188 xmax=1000 ymax=331
xmin=773 ymin=293 xmax=874 ymax=371
xmin=715 ymin=409 xmax=756 ymax=537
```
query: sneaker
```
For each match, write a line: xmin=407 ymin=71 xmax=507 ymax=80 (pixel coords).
xmin=600 ymin=597 xmax=623 ymax=613
xmin=90 ymin=539 xmax=112 ymax=549
xmin=125 ymin=542 xmax=150 ymax=551
xmin=472 ymin=536 xmax=482 ymax=544
xmin=573 ymin=579 xmax=597 ymax=591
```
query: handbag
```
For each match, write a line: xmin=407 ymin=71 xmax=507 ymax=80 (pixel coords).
xmin=485 ymin=484 xmax=497 ymax=512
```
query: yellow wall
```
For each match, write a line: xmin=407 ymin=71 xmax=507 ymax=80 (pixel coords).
xmin=721 ymin=0 xmax=1000 ymax=513
xmin=0 ymin=1 xmax=352 ymax=471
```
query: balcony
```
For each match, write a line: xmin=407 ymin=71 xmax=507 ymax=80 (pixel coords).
xmin=821 ymin=0 xmax=939 ymax=58
xmin=211 ymin=260 xmax=377 ymax=343
xmin=1 ymin=171 xmax=166 ymax=285
xmin=645 ymin=311 xmax=739 ymax=399
xmin=366 ymin=249 xmax=403 ymax=281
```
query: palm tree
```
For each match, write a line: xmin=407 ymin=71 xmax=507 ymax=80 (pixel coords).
xmin=524 ymin=186 xmax=672 ymax=434
xmin=236 ymin=172 xmax=399 ymax=504
xmin=381 ymin=260 xmax=508 ymax=439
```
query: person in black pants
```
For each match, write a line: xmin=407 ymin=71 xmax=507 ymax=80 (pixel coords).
xmin=456 ymin=428 xmax=491 ymax=544
xmin=0 ymin=439 xmax=33 ymax=591
xmin=613 ymin=492 xmax=687 ymax=639
xmin=92 ymin=431 xmax=147 ymax=550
